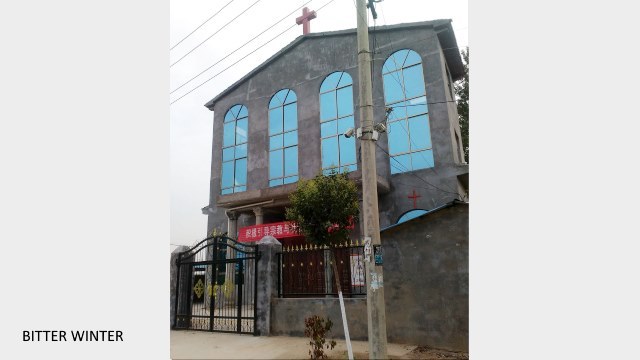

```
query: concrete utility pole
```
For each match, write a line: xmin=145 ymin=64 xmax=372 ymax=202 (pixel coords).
xmin=355 ymin=0 xmax=388 ymax=358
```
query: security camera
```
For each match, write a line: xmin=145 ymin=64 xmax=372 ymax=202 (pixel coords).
xmin=344 ymin=127 xmax=355 ymax=138
xmin=373 ymin=122 xmax=387 ymax=133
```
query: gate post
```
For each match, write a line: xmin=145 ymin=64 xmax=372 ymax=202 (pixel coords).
xmin=170 ymin=245 xmax=189 ymax=328
xmin=255 ymin=236 xmax=282 ymax=336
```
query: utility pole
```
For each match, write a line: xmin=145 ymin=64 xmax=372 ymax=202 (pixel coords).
xmin=355 ymin=0 xmax=388 ymax=358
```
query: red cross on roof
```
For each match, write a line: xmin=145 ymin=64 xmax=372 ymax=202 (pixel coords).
xmin=296 ymin=7 xmax=317 ymax=35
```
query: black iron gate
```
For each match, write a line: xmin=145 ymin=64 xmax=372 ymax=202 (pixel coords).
xmin=173 ymin=235 xmax=259 ymax=334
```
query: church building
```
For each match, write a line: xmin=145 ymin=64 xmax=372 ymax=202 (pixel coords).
xmin=201 ymin=19 xmax=468 ymax=244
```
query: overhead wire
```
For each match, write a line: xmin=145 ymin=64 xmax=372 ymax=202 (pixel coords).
xmin=368 ymin=17 xmax=462 ymax=197
xmin=170 ymin=0 xmax=237 ymax=51
xmin=374 ymin=141 xmax=462 ymax=200
xmin=375 ymin=32 xmax=462 ymax=193
xmin=192 ymin=44 xmax=463 ymax=108
xmin=170 ymin=0 xmax=338 ymax=106
xmin=170 ymin=0 xmax=265 ymax=68
xmin=171 ymin=24 xmax=297 ymax=105
xmin=171 ymin=24 xmax=461 ymax=105
xmin=171 ymin=0 xmax=314 ymax=95
xmin=170 ymin=13 xmax=465 ymax=106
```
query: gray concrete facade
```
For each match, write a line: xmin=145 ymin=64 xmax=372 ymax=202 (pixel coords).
xmin=255 ymin=239 xmax=282 ymax=336
xmin=170 ymin=245 xmax=189 ymax=328
xmin=381 ymin=202 xmax=468 ymax=351
xmin=202 ymin=20 xmax=468 ymax=235
xmin=263 ymin=202 xmax=468 ymax=351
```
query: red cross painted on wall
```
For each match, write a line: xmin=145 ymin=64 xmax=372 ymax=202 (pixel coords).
xmin=408 ymin=190 xmax=421 ymax=209
xmin=296 ymin=7 xmax=317 ymax=35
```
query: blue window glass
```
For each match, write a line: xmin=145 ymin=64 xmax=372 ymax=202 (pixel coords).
xmin=319 ymin=71 xmax=357 ymax=174
xmin=269 ymin=108 xmax=283 ymax=134
xmin=382 ymin=49 xmax=434 ymax=172
xmin=390 ymin=153 xmax=411 ymax=174
xmin=336 ymin=87 xmax=353 ymax=118
xmin=283 ymin=104 xmax=297 ymax=132
xmin=269 ymin=89 xmax=298 ymax=186
xmin=284 ymin=147 xmax=298 ymax=176
xmin=237 ymin=105 xmax=248 ymax=118
xmin=411 ymin=150 xmax=434 ymax=169
xmin=406 ymin=96 xmax=428 ymax=117
xmin=383 ymin=73 xmax=404 ymax=104
xmin=235 ymin=158 xmax=247 ymax=186
xmin=269 ymin=134 xmax=283 ymax=150
xmin=320 ymin=92 xmax=336 ymax=121
xmin=269 ymin=149 xmax=283 ymax=179
xmin=221 ymin=104 xmax=248 ymax=194
xmin=221 ymin=161 xmax=234 ymax=188
xmin=321 ymin=136 xmax=339 ymax=169
xmin=339 ymin=136 xmax=356 ymax=166
xmin=402 ymin=65 xmax=425 ymax=99
xmin=283 ymin=130 xmax=297 ymax=147
xmin=236 ymin=118 xmax=248 ymax=144
xmin=408 ymin=115 xmax=431 ymax=150
xmin=388 ymin=121 xmax=410 ymax=154
xmin=235 ymin=143 xmax=247 ymax=158
xmin=321 ymin=120 xmax=337 ymax=138
xmin=337 ymin=116 xmax=354 ymax=136
xmin=396 ymin=209 xmax=428 ymax=224
xmin=320 ymin=72 xmax=342 ymax=92
xmin=283 ymin=175 xmax=298 ymax=184
xmin=223 ymin=122 xmax=235 ymax=147
xmin=222 ymin=147 xmax=234 ymax=162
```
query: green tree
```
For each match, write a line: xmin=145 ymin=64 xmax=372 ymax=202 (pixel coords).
xmin=285 ymin=171 xmax=359 ymax=248
xmin=286 ymin=171 xmax=359 ymax=354
xmin=454 ymin=47 xmax=469 ymax=162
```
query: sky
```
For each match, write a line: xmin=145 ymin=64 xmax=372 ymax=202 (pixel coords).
xmin=6 ymin=1 xmax=640 ymax=357
xmin=169 ymin=0 xmax=468 ymax=249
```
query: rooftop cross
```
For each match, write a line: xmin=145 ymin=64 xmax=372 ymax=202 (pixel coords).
xmin=296 ymin=7 xmax=317 ymax=35
xmin=408 ymin=190 xmax=421 ymax=209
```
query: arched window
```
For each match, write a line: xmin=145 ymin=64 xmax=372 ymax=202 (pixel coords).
xmin=382 ymin=49 xmax=434 ymax=174
xmin=221 ymin=104 xmax=248 ymax=194
xmin=319 ymin=71 xmax=356 ymax=174
xmin=268 ymin=89 xmax=298 ymax=187
xmin=396 ymin=209 xmax=429 ymax=224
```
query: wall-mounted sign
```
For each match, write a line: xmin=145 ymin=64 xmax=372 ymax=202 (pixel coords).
xmin=350 ymin=254 xmax=365 ymax=286
xmin=363 ymin=237 xmax=372 ymax=263
xmin=374 ymin=245 xmax=383 ymax=265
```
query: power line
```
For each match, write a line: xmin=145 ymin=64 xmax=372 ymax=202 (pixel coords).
xmin=374 ymin=141 xmax=462 ymax=199
xmin=170 ymin=0 xmax=237 ymax=51
xmin=170 ymin=0 xmax=337 ymax=106
xmin=202 ymin=44 xmax=463 ymax=105
xmin=170 ymin=0 xmax=265 ymax=68
xmin=171 ymin=23 xmax=297 ymax=105
xmin=377 ymin=44 xmax=462 ymax=194
xmin=174 ymin=27 xmax=461 ymax=105
xmin=171 ymin=0 xmax=314 ymax=95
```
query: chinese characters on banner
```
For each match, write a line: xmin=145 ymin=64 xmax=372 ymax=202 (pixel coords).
xmin=237 ymin=221 xmax=301 ymax=242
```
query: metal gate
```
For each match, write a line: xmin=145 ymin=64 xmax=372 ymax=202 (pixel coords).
xmin=173 ymin=235 xmax=259 ymax=334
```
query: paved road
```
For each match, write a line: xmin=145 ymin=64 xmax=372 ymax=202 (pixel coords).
xmin=170 ymin=330 xmax=417 ymax=359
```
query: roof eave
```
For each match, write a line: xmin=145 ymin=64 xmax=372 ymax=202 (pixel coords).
xmin=204 ymin=19 xmax=463 ymax=110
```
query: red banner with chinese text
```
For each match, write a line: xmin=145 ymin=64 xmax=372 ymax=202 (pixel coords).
xmin=237 ymin=221 xmax=302 ymax=242
xmin=237 ymin=219 xmax=355 ymax=242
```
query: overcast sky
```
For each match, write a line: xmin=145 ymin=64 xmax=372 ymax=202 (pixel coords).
xmin=169 ymin=0 xmax=468 ymax=249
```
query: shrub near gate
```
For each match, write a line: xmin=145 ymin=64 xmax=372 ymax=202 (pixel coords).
xmin=304 ymin=315 xmax=337 ymax=359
